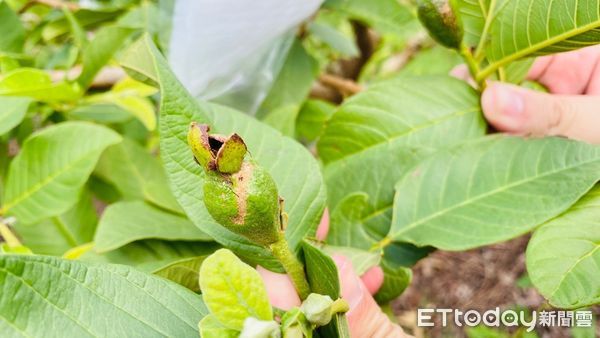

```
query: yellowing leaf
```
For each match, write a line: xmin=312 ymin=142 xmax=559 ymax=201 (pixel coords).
xmin=199 ymin=249 xmax=272 ymax=330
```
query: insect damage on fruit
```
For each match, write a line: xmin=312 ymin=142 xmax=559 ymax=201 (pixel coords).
xmin=188 ymin=122 xmax=282 ymax=246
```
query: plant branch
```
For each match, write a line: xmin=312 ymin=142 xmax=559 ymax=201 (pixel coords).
xmin=269 ymin=232 xmax=311 ymax=300
xmin=319 ymin=73 xmax=363 ymax=96
xmin=0 ymin=217 xmax=21 ymax=248
xmin=460 ymin=44 xmax=486 ymax=91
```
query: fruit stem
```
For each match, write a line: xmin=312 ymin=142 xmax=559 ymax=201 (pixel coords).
xmin=269 ymin=232 xmax=311 ymax=300
xmin=460 ymin=44 xmax=486 ymax=91
xmin=0 ymin=218 xmax=21 ymax=248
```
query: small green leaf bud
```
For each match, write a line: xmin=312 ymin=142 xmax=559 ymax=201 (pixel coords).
xmin=417 ymin=0 xmax=464 ymax=49
xmin=240 ymin=317 xmax=281 ymax=338
xmin=300 ymin=294 xmax=334 ymax=327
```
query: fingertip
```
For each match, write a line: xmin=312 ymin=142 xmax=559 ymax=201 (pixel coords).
xmin=315 ymin=208 xmax=329 ymax=241
xmin=527 ymin=55 xmax=553 ymax=80
xmin=257 ymin=266 xmax=301 ymax=310
xmin=481 ymin=82 xmax=527 ymax=132
xmin=450 ymin=64 xmax=470 ymax=80
xmin=361 ymin=266 xmax=384 ymax=295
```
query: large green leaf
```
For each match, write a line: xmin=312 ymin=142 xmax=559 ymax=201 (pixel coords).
xmin=120 ymin=36 xmax=326 ymax=269
xmin=0 ymin=1 xmax=24 ymax=55
xmin=0 ymin=97 xmax=31 ymax=136
xmin=0 ymin=255 xmax=207 ymax=337
xmin=83 ymin=239 xmax=220 ymax=292
xmin=386 ymin=136 xmax=600 ymax=250
xmin=483 ymin=0 xmax=600 ymax=77
xmin=94 ymin=200 xmax=211 ymax=252
xmin=2 ymin=122 xmax=121 ymax=224
xmin=95 ymin=138 xmax=183 ymax=213
xmin=320 ymin=76 xmax=485 ymax=250
xmin=526 ymin=186 xmax=600 ymax=309
xmin=0 ymin=69 xmax=81 ymax=102
xmin=14 ymin=188 xmax=98 ymax=256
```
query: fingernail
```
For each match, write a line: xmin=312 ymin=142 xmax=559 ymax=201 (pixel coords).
xmin=483 ymin=84 xmax=526 ymax=130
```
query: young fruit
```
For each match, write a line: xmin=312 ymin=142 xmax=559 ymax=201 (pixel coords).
xmin=188 ymin=122 xmax=281 ymax=246
xmin=417 ymin=0 xmax=463 ymax=49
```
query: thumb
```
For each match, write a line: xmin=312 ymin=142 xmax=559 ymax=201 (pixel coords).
xmin=333 ymin=256 xmax=411 ymax=338
xmin=482 ymin=82 xmax=600 ymax=144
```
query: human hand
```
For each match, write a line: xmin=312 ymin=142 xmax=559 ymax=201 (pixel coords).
xmin=455 ymin=45 xmax=600 ymax=144
xmin=258 ymin=209 xmax=411 ymax=338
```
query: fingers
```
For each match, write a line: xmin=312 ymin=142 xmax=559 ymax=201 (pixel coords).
xmin=527 ymin=45 xmax=600 ymax=94
xmin=333 ymin=256 xmax=410 ymax=338
xmin=482 ymin=82 xmax=600 ymax=144
xmin=315 ymin=208 xmax=329 ymax=241
xmin=257 ymin=266 xmax=301 ymax=310
xmin=360 ymin=266 xmax=385 ymax=295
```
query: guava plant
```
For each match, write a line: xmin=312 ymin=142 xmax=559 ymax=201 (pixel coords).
xmin=0 ymin=0 xmax=599 ymax=337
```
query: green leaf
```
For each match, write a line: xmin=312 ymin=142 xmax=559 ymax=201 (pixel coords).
xmin=199 ymin=249 xmax=272 ymax=330
xmin=95 ymin=138 xmax=183 ymax=213
xmin=0 ymin=68 xmax=81 ymax=102
xmin=94 ymin=200 xmax=211 ymax=253
xmin=295 ymin=99 xmax=335 ymax=142
xmin=320 ymin=76 xmax=486 ymax=251
xmin=78 ymin=26 xmax=135 ymax=89
xmin=199 ymin=315 xmax=239 ymax=338
xmin=258 ymin=39 xmax=318 ymax=136
xmin=0 ymin=97 xmax=31 ymax=136
xmin=83 ymin=239 xmax=220 ymax=292
xmin=387 ymin=136 xmax=600 ymax=250
xmin=324 ymin=0 xmax=418 ymax=38
xmin=0 ymin=255 xmax=207 ymax=337
xmin=0 ymin=1 xmax=24 ymax=54
xmin=399 ymin=46 xmax=463 ymax=76
xmin=121 ymin=36 xmax=326 ymax=269
xmin=3 ymin=122 xmax=121 ymax=224
xmin=373 ymin=257 xmax=412 ymax=303
xmin=301 ymin=240 xmax=350 ymax=338
xmin=454 ymin=0 xmax=491 ymax=47
xmin=483 ymin=0 xmax=600 ymax=76
xmin=526 ymin=186 xmax=600 ymax=309
xmin=14 ymin=188 xmax=98 ymax=256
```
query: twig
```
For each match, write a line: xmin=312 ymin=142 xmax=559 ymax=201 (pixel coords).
xmin=318 ymin=73 xmax=363 ymax=96
xmin=49 ymin=66 xmax=126 ymax=88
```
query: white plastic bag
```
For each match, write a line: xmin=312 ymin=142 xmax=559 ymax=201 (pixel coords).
xmin=168 ymin=0 xmax=324 ymax=113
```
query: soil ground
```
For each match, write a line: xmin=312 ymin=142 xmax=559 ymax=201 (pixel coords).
xmin=393 ymin=236 xmax=600 ymax=338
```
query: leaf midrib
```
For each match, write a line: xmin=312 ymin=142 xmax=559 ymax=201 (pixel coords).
xmin=388 ymin=155 xmax=600 ymax=241
xmin=549 ymin=244 xmax=600 ymax=304
xmin=2 ymin=148 xmax=102 ymax=213
xmin=325 ymin=106 xmax=480 ymax=164
xmin=480 ymin=18 xmax=600 ymax=79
